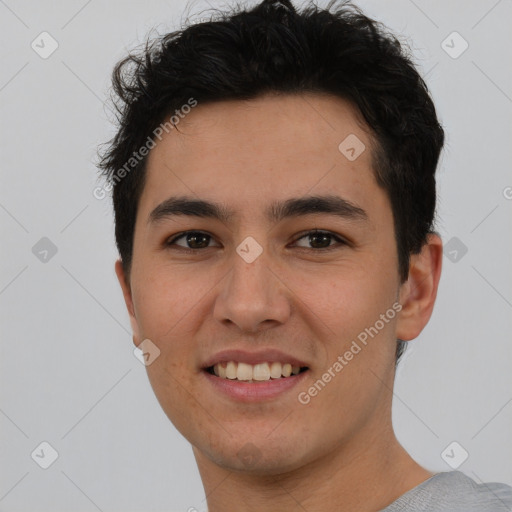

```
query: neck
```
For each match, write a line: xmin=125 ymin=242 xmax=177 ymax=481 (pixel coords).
xmin=193 ymin=419 xmax=432 ymax=512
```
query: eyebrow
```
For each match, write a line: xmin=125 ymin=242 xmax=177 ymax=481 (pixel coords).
xmin=147 ymin=194 xmax=368 ymax=226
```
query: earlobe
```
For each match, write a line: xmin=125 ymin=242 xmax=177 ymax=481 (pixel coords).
xmin=396 ymin=234 xmax=443 ymax=341
xmin=114 ymin=259 xmax=141 ymax=347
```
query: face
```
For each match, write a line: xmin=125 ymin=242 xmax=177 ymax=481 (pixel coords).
xmin=117 ymin=93 xmax=410 ymax=474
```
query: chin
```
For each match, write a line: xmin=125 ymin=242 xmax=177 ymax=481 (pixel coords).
xmin=193 ymin=430 xmax=314 ymax=476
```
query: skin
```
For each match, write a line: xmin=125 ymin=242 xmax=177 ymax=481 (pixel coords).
xmin=115 ymin=92 xmax=443 ymax=511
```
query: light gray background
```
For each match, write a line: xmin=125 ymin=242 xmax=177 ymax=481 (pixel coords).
xmin=1 ymin=0 xmax=511 ymax=511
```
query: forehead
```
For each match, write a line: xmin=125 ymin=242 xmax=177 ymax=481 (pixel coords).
xmin=138 ymin=93 xmax=387 ymax=227
xmin=153 ymin=92 xmax=371 ymax=159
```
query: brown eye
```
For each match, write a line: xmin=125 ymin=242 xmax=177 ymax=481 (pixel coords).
xmin=166 ymin=231 xmax=218 ymax=250
xmin=293 ymin=230 xmax=347 ymax=250
xmin=165 ymin=229 xmax=347 ymax=253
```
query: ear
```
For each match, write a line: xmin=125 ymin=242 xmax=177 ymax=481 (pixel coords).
xmin=396 ymin=233 xmax=443 ymax=341
xmin=114 ymin=259 xmax=142 ymax=348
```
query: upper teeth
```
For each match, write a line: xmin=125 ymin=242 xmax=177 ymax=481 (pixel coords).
xmin=212 ymin=361 xmax=302 ymax=381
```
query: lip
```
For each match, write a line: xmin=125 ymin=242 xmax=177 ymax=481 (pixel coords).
xmin=201 ymin=348 xmax=309 ymax=369
xmin=202 ymin=368 xmax=310 ymax=402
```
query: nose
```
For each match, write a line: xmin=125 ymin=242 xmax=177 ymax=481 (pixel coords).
xmin=213 ymin=247 xmax=291 ymax=333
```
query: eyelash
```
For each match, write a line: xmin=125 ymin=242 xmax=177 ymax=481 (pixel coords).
xmin=164 ymin=229 xmax=349 ymax=253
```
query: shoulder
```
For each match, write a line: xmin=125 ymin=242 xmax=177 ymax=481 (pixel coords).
xmin=380 ymin=471 xmax=512 ymax=512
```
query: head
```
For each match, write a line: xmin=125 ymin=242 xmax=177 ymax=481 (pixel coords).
xmin=98 ymin=0 xmax=443 ymax=475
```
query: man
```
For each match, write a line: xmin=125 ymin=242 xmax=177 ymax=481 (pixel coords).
xmin=98 ymin=0 xmax=512 ymax=510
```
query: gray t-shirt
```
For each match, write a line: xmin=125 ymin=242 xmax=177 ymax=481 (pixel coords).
xmin=379 ymin=471 xmax=512 ymax=511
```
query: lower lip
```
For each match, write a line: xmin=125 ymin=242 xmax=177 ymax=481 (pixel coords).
xmin=202 ymin=369 xmax=309 ymax=402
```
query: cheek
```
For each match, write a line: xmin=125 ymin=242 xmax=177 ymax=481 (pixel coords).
xmin=134 ymin=269 xmax=207 ymax=431
xmin=301 ymin=254 xmax=400 ymax=397
xmin=308 ymin=262 xmax=397 ymax=337
xmin=131 ymin=260 xmax=207 ymax=342
xmin=145 ymin=358 xmax=211 ymax=439
xmin=130 ymin=266 xmax=209 ymax=421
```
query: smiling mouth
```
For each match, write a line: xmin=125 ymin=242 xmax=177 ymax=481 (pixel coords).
xmin=205 ymin=361 xmax=309 ymax=382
